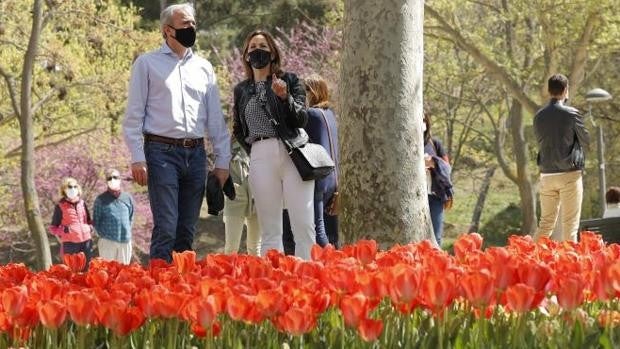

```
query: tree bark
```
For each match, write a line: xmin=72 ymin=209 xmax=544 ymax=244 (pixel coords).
xmin=339 ymin=0 xmax=434 ymax=248
xmin=508 ymin=102 xmax=537 ymax=235
xmin=468 ymin=166 xmax=496 ymax=233
xmin=19 ymin=0 xmax=52 ymax=270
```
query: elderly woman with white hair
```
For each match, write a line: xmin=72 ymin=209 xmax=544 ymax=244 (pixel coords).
xmin=93 ymin=169 xmax=135 ymax=264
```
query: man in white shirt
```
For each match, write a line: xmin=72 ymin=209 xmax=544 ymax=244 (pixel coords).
xmin=122 ymin=3 xmax=231 ymax=262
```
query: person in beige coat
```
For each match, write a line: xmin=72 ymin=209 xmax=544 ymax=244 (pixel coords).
xmin=223 ymin=141 xmax=261 ymax=255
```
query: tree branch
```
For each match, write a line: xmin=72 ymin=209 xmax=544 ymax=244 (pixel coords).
xmin=5 ymin=125 xmax=101 ymax=158
xmin=425 ymin=4 xmax=540 ymax=114
xmin=31 ymin=87 xmax=57 ymax=115
xmin=477 ymin=100 xmax=518 ymax=183
xmin=0 ymin=66 xmax=21 ymax=119
xmin=569 ymin=13 xmax=599 ymax=96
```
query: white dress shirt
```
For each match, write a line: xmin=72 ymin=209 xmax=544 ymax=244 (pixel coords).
xmin=122 ymin=42 xmax=231 ymax=169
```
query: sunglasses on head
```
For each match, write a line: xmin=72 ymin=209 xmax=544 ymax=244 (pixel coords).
xmin=67 ymin=185 xmax=78 ymax=189
xmin=107 ymin=175 xmax=120 ymax=181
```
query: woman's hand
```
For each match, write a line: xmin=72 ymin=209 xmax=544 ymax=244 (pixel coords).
xmin=424 ymin=154 xmax=434 ymax=169
xmin=271 ymin=73 xmax=288 ymax=100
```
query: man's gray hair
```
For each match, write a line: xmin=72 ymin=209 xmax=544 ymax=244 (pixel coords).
xmin=160 ymin=3 xmax=195 ymax=36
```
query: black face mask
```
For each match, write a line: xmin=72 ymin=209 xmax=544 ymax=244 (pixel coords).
xmin=248 ymin=49 xmax=272 ymax=69
xmin=168 ymin=25 xmax=196 ymax=48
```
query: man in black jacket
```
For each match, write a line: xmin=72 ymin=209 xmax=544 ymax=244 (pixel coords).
xmin=533 ymin=74 xmax=590 ymax=242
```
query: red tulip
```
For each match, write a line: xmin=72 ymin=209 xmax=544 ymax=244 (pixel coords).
xmin=85 ymin=269 xmax=109 ymax=288
xmin=172 ymin=250 xmax=196 ymax=274
xmin=226 ymin=293 xmax=253 ymax=322
xmin=2 ymin=285 xmax=28 ymax=317
xmin=340 ymin=293 xmax=369 ymax=328
xmin=354 ymin=240 xmax=377 ymax=265
xmin=517 ymin=259 xmax=551 ymax=292
xmin=555 ymin=275 xmax=585 ymax=311
xmin=256 ymin=288 xmax=286 ymax=318
xmin=66 ymin=290 xmax=98 ymax=326
xmin=0 ymin=311 xmax=11 ymax=333
xmin=460 ymin=270 xmax=495 ymax=308
xmin=12 ymin=301 xmax=39 ymax=328
xmin=275 ymin=306 xmax=315 ymax=336
xmin=38 ymin=300 xmax=67 ymax=329
xmin=99 ymin=300 xmax=145 ymax=336
xmin=454 ymin=233 xmax=483 ymax=261
xmin=357 ymin=317 xmax=383 ymax=342
xmin=388 ymin=264 xmax=423 ymax=305
xmin=63 ymin=252 xmax=87 ymax=273
xmin=422 ymin=273 xmax=456 ymax=311
xmin=505 ymin=283 xmax=539 ymax=313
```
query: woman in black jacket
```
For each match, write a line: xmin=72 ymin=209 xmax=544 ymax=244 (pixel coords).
xmin=231 ymin=29 xmax=315 ymax=260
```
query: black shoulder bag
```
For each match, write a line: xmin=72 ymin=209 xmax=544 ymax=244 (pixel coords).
xmin=262 ymin=102 xmax=334 ymax=181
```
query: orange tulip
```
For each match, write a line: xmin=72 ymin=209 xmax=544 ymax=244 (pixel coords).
xmin=388 ymin=264 xmax=423 ymax=305
xmin=226 ymin=293 xmax=253 ymax=322
xmin=422 ymin=273 xmax=456 ymax=311
xmin=66 ymin=290 xmax=98 ymax=326
xmin=0 ymin=311 xmax=11 ymax=333
xmin=555 ymin=275 xmax=585 ymax=311
xmin=340 ymin=293 xmax=369 ymax=328
xmin=357 ymin=317 xmax=383 ymax=342
xmin=357 ymin=270 xmax=388 ymax=301
xmin=505 ymin=283 xmax=539 ymax=313
xmin=354 ymin=240 xmax=377 ymax=265
xmin=275 ymin=306 xmax=316 ymax=336
xmin=256 ymin=288 xmax=286 ymax=318
xmin=38 ymin=300 xmax=67 ymax=329
xmin=99 ymin=301 xmax=145 ymax=336
xmin=85 ymin=269 xmax=109 ymax=288
xmin=172 ymin=250 xmax=197 ymax=274
xmin=517 ymin=259 xmax=551 ymax=292
xmin=453 ymin=233 xmax=483 ymax=261
xmin=1 ymin=285 xmax=28 ymax=317
xmin=460 ymin=270 xmax=495 ymax=308
xmin=12 ymin=301 xmax=39 ymax=328
xmin=63 ymin=252 xmax=87 ymax=273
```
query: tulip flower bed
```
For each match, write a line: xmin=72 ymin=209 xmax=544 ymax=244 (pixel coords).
xmin=2 ymin=233 xmax=620 ymax=348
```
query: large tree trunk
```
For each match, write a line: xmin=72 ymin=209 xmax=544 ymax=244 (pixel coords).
xmin=20 ymin=0 xmax=52 ymax=270
xmin=468 ymin=165 xmax=496 ymax=233
xmin=508 ymin=102 xmax=537 ymax=234
xmin=339 ymin=0 xmax=433 ymax=248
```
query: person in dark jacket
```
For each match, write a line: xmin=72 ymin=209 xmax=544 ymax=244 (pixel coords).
xmin=231 ymin=29 xmax=315 ymax=260
xmin=533 ymin=73 xmax=589 ymax=242
xmin=423 ymin=111 xmax=453 ymax=248
xmin=283 ymin=74 xmax=340 ymax=253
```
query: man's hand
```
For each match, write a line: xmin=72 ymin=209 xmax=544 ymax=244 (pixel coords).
xmin=212 ymin=168 xmax=230 ymax=188
xmin=271 ymin=73 xmax=288 ymax=100
xmin=131 ymin=162 xmax=148 ymax=186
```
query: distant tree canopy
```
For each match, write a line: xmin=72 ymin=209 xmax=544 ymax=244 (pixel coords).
xmin=122 ymin=0 xmax=342 ymax=52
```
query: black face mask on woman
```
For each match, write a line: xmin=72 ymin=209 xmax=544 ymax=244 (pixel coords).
xmin=248 ymin=49 xmax=272 ymax=69
xmin=168 ymin=25 xmax=196 ymax=48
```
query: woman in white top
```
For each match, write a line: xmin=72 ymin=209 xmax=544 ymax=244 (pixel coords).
xmin=603 ymin=187 xmax=620 ymax=218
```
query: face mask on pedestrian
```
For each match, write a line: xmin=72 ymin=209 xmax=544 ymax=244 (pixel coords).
xmin=168 ymin=25 xmax=196 ymax=48
xmin=65 ymin=186 xmax=79 ymax=200
xmin=248 ymin=49 xmax=272 ymax=69
xmin=107 ymin=178 xmax=121 ymax=191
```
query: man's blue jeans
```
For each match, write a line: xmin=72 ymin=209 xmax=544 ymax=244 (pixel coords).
xmin=145 ymin=141 xmax=206 ymax=262
xmin=428 ymin=194 xmax=444 ymax=247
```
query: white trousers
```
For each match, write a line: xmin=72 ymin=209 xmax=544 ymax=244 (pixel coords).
xmin=223 ymin=214 xmax=261 ymax=256
xmin=97 ymin=238 xmax=132 ymax=264
xmin=249 ymin=138 xmax=315 ymax=260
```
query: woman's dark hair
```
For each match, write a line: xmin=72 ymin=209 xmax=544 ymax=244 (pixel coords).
xmin=423 ymin=110 xmax=432 ymax=144
xmin=241 ymin=29 xmax=284 ymax=80
xmin=606 ymin=187 xmax=620 ymax=204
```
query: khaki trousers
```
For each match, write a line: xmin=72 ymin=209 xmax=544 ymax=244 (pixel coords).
xmin=535 ymin=171 xmax=583 ymax=242
xmin=223 ymin=214 xmax=261 ymax=256
xmin=97 ymin=238 xmax=132 ymax=264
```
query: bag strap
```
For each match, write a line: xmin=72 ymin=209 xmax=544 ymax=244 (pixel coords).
xmin=261 ymin=99 xmax=295 ymax=152
xmin=317 ymin=108 xmax=339 ymax=187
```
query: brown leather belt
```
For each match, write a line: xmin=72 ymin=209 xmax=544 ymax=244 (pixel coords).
xmin=144 ymin=134 xmax=204 ymax=148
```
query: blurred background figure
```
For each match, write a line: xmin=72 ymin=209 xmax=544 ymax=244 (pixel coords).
xmin=93 ymin=168 xmax=134 ymax=264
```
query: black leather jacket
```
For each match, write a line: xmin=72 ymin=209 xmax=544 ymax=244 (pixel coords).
xmin=232 ymin=72 xmax=307 ymax=154
xmin=534 ymin=99 xmax=590 ymax=173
